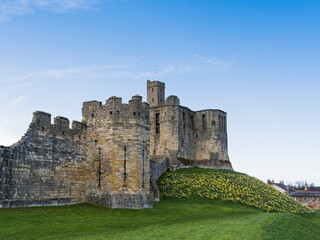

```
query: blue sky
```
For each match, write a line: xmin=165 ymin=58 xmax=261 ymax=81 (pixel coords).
xmin=0 ymin=0 xmax=319 ymax=185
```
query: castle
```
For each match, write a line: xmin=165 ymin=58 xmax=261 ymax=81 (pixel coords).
xmin=0 ymin=80 xmax=232 ymax=209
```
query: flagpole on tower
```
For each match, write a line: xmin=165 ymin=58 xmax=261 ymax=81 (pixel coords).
xmin=155 ymin=67 xmax=157 ymax=81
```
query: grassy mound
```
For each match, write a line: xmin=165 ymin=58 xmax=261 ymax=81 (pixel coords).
xmin=158 ymin=168 xmax=312 ymax=214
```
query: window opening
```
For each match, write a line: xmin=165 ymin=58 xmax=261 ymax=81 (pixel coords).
xmin=52 ymin=134 xmax=56 ymax=159
xmin=123 ymin=146 xmax=127 ymax=188
xmin=155 ymin=112 xmax=160 ymax=134
xmin=191 ymin=115 xmax=194 ymax=129
xmin=98 ymin=147 xmax=101 ymax=189
xmin=142 ymin=148 xmax=145 ymax=189
xmin=202 ymin=114 xmax=206 ymax=130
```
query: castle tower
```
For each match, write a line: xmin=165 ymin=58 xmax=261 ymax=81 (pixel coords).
xmin=82 ymin=95 xmax=152 ymax=209
xmin=147 ymin=80 xmax=165 ymax=107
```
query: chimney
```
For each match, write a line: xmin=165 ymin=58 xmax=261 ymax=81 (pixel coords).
xmin=304 ymin=182 xmax=308 ymax=192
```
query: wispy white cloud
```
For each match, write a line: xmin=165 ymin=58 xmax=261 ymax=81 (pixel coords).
xmin=0 ymin=64 xmax=150 ymax=83
xmin=0 ymin=95 xmax=26 ymax=111
xmin=7 ymin=95 xmax=25 ymax=108
xmin=193 ymin=53 xmax=239 ymax=68
xmin=0 ymin=0 xmax=109 ymax=22
xmin=163 ymin=65 xmax=195 ymax=75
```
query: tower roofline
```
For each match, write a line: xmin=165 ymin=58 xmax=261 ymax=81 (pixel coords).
xmin=147 ymin=80 xmax=165 ymax=87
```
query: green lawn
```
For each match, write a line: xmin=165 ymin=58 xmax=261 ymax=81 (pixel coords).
xmin=1 ymin=168 xmax=319 ymax=239
xmin=0 ymin=199 xmax=319 ymax=240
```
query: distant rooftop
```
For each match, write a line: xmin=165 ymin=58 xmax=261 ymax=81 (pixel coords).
xmin=289 ymin=192 xmax=320 ymax=197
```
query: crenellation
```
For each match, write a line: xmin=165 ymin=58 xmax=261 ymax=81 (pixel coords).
xmin=54 ymin=116 xmax=70 ymax=130
xmin=72 ymin=121 xmax=86 ymax=132
xmin=31 ymin=111 xmax=52 ymax=128
xmin=82 ymin=101 xmax=102 ymax=121
xmin=165 ymin=95 xmax=180 ymax=106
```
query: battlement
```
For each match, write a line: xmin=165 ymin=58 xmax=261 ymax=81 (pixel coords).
xmin=106 ymin=96 xmax=122 ymax=105
xmin=54 ymin=116 xmax=70 ymax=130
xmin=83 ymin=100 xmax=102 ymax=108
xmin=32 ymin=111 xmax=52 ymax=126
xmin=194 ymin=109 xmax=227 ymax=133
xmin=82 ymin=95 xmax=149 ymax=123
xmin=29 ymin=111 xmax=85 ymax=138
xmin=147 ymin=80 xmax=165 ymax=88
xmin=195 ymin=109 xmax=226 ymax=114
xmin=165 ymin=95 xmax=180 ymax=106
xmin=72 ymin=121 xmax=86 ymax=131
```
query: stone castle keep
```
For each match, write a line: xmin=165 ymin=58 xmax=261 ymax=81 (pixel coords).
xmin=0 ymin=81 xmax=232 ymax=209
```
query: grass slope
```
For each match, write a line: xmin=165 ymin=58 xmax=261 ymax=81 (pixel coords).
xmin=1 ymin=168 xmax=319 ymax=239
xmin=0 ymin=200 xmax=319 ymax=240
xmin=158 ymin=168 xmax=312 ymax=214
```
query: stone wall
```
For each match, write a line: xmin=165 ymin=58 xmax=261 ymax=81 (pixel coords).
xmin=0 ymin=111 xmax=87 ymax=208
xmin=193 ymin=110 xmax=231 ymax=169
xmin=147 ymin=80 xmax=232 ymax=177
xmin=1 ymin=80 xmax=232 ymax=209
xmin=82 ymin=95 xmax=152 ymax=209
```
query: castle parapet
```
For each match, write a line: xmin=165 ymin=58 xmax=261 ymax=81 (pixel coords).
xmin=54 ymin=116 xmax=70 ymax=130
xmin=72 ymin=121 xmax=86 ymax=131
xmin=129 ymin=95 xmax=149 ymax=118
xmin=28 ymin=111 xmax=86 ymax=139
xmin=165 ymin=95 xmax=180 ymax=106
xmin=194 ymin=109 xmax=227 ymax=133
xmin=106 ymin=96 xmax=122 ymax=106
xmin=32 ymin=111 xmax=52 ymax=127
xmin=83 ymin=95 xmax=149 ymax=123
xmin=82 ymin=101 xmax=102 ymax=120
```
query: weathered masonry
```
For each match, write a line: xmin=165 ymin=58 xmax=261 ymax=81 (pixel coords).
xmin=147 ymin=81 xmax=232 ymax=180
xmin=0 ymin=80 xmax=232 ymax=209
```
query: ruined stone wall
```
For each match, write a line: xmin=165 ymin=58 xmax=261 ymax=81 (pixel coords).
xmin=193 ymin=110 xmax=232 ymax=169
xmin=1 ymin=79 xmax=232 ymax=209
xmin=149 ymin=91 xmax=233 ymax=178
xmin=0 ymin=111 xmax=87 ymax=208
xmin=149 ymin=95 xmax=180 ymax=170
xmin=82 ymin=95 xmax=152 ymax=209
xmin=177 ymin=106 xmax=197 ymax=163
